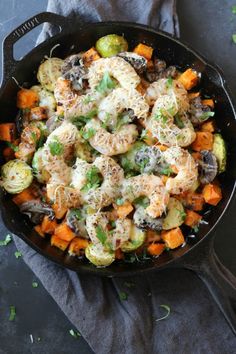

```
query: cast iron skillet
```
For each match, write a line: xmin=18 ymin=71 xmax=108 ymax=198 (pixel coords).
xmin=1 ymin=12 xmax=236 ymax=333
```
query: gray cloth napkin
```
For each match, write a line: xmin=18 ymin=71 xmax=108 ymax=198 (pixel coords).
xmin=14 ymin=1 xmax=236 ymax=353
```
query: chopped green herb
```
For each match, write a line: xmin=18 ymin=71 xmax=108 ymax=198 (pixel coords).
xmin=192 ymin=225 xmax=199 ymax=233
xmin=69 ymin=329 xmax=81 ymax=338
xmin=71 ymin=109 xmax=98 ymax=128
xmin=101 ymin=112 xmax=111 ymax=129
xmin=156 ymin=304 xmax=171 ymax=322
xmin=165 ymin=246 xmax=170 ymax=251
xmin=31 ymin=132 xmax=38 ymax=144
xmin=0 ymin=234 xmax=12 ymax=246
xmin=95 ymin=225 xmax=107 ymax=245
xmin=32 ymin=282 xmax=39 ymax=288
xmin=166 ymin=77 xmax=173 ymax=89
xmin=174 ymin=115 xmax=184 ymax=129
xmin=160 ymin=166 xmax=174 ymax=176
xmin=81 ymin=127 xmax=96 ymax=140
xmin=116 ymin=198 xmax=124 ymax=206
xmin=140 ymin=129 xmax=148 ymax=141
xmin=69 ymin=208 xmax=83 ymax=221
xmin=232 ymin=5 xmax=236 ymax=14
xmin=155 ymin=110 xmax=168 ymax=125
xmin=14 ymin=251 xmax=22 ymax=259
xmin=116 ymin=111 xmax=132 ymax=130
xmin=124 ymin=281 xmax=135 ymax=288
xmin=110 ymin=220 xmax=116 ymax=228
xmin=232 ymin=34 xmax=236 ymax=44
xmin=81 ymin=166 xmax=102 ymax=192
xmin=49 ymin=138 xmax=64 ymax=156
xmin=177 ymin=209 xmax=186 ymax=221
xmin=96 ymin=72 xmax=117 ymax=94
xmin=119 ymin=291 xmax=128 ymax=301
xmin=199 ymin=111 xmax=215 ymax=121
xmin=133 ymin=196 xmax=149 ymax=209
xmin=83 ymin=95 xmax=94 ymax=104
xmin=9 ymin=306 xmax=16 ymax=321
xmin=138 ymin=157 xmax=149 ymax=173
xmin=6 ymin=141 xmax=19 ymax=152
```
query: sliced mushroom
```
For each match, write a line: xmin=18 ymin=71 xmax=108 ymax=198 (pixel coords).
xmin=61 ymin=54 xmax=88 ymax=91
xmin=145 ymin=57 xmax=178 ymax=83
xmin=189 ymin=97 xmax=211 ymax=126
xmin=20 ymin=200 xmax=54 ymax=224
xmin=118 ymin=52 xmax=147 ymax=74
xmin=66 ymin=209 xmax=88 ymax=238
xmin=199 ymin=150 xmax=218 ymax=184
xmin=133 ymin=206 xmax=163 ymax=231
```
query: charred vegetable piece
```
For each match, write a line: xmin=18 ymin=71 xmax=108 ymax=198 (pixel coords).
xmin=37 ymin=58 xmax=64 ymax=92
xmin=118 ymin=52 xmax=147 ymax=74
xmin=61 ymin=54 xmax=88 ymax=91
xmin=31 ymin=85 xmax=57 ymax=114
xmin=85 ymin=243 xmax=115 ymax=267
xmin=20 ymin=200 xmax=54 ymax=224
xmin=17 ymin=89 xmax=39 ymax=109
xmin=212 ymin=134 xmax=226 ymax=173
xmin=162 ymin=198 xmax=185 ymax=230
xmin=96 ymin=34 xmax=128 ymax=57
xmin=133 ymin=206 xmax=163 ymax=231
xmin=1 ymin=160 xmax=33 ymax=194
xmin=198 ymin=150 xmax=218 ymax=184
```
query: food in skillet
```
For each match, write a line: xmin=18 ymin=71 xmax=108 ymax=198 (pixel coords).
xmin=0 ymin=34 xmax=226 ymax=267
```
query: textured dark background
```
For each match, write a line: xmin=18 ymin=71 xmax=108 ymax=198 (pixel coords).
xmin=0 ymin=0 xmax=236 ymax=353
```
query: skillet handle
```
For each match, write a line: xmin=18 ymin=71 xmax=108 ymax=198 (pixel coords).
xmin=1 ymin=12 xmax=67 ymax=86
xmin=182 ymin=238 xmax=236 ymax=335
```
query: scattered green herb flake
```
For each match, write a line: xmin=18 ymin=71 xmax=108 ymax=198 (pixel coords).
xmin=32 ymin=282 xmax=39 ymax=288
xmin=160 ymin=166 xmax=174 ymax=176
xmin=232 ymin=34 xmax=236 ymax=44
xmin=138 ymin=157 xmax=149 ymax=173
xmin=31 ymin=132 xmax=38 ymax=144
xmin=133 ymin=196 xmax=149 ymax=209
xmin=232 ymin=5 xmax=236 ymax=14
xmin=69 ymin=329 xmax=81 ymax=338
xmin=140 ymin=129 xmax=148 ymax=141
xmin=83 ymin=95 xmax=93 ymax=104
xmin=199 ymin=111 xmax=215 ymax=121
xmin=178 ymin=209 xmax=186 ymax=221
xmin=165 ymin=246 xmax=170 ymax=251
xmin=124 ymin=281 xmax=135 ymax=288
xmin=0 ymin=234 xmax=12 ymax=246
xmin=101 ymin=113 xmax=111 ymax=129
xmin=95 ymin=225 xmax=107 ymax=245
xmin=119 ymin=291 xmax=128 ymax=301
xmin=155 ymin=110 xmax=168 ymax=125
xmin=174 ymin=115 xmax=184 ymax=129
xmin=6 ymin=141 xmax=19 ymax=152
xmin=70 ymin=208 xmax=83 ymax=221
xmin=156 ymin=304 xmax=171 ymax=322
xmin=49 ymin=139 xmax=64 ymax=156
xmin=9 ymin=306 xmax=16 ymax=321
xmin=116 ymin=198 xmax=124 ymax=206
xmin=81 ymin=127 xmax=96 ymax=140
xmin=95 ymin=72 xmax=117 ymax=94
xmin=81 ymin=166 xmax=102 ymax=192
xmin=192 ymin=225 xmax=199 ymax=233
xmin=166 ymin=77 xmax=173 ymax=89
xmin=14 ymin=251 xmax=22 ymax=259
xmin=110 ymin=220 xmax=116 ymax=228
xmin=116 ymin=112 xmax=132 ymax=130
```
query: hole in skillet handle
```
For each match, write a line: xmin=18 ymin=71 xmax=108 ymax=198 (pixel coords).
xmin=1 ymin=12 xmax=68 ymax=88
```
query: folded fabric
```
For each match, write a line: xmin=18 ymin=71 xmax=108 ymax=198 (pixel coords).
xmin=14 ymin=0 xmax=236 ymax=353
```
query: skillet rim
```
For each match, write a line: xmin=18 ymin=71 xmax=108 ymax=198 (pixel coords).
xmin=1 ymin=19 xmax=236 ymax=276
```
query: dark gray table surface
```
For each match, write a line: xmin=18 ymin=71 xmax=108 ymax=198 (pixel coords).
xmin=0 ymin=1 xmax=236 ymax=353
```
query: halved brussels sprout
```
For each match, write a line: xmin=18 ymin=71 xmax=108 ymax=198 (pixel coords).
xmin=31 ymin=85 xmax=56 ymax=114
xmin=1 ymin=159 xmax=33 ymax=194
xmin=121 ymin=224 xmax=146 ymax=252
xmin=32 ymin=148 xmax=50 ymax=183
xmin=162 ymin=198 xmax=185 ymax=230
xmin=85 ymin=243 xmax=115 ymax=267
xmin=37 ymin=58 xmax=64 ymax=92
xmin=96 ymin=34 xmax=128 ymax=58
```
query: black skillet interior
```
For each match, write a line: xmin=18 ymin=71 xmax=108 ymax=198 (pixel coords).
xmin=0 ymin=18 xmax=236 ymax=276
